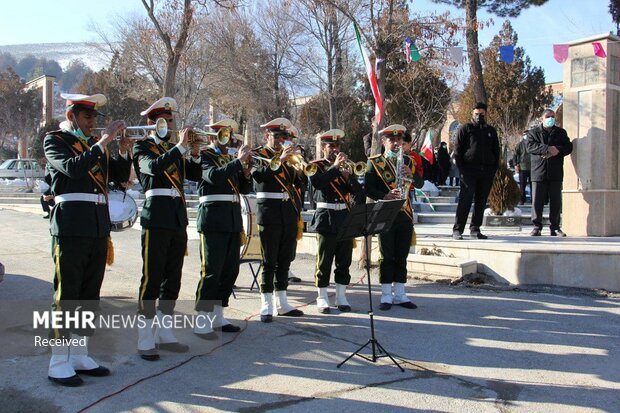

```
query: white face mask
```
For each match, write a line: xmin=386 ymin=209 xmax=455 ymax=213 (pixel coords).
xmin=522 ymin=135 xmax=527 ymax=140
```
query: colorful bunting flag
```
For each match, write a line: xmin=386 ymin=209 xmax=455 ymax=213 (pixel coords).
xmin=593 ymin=42 xmax=607 ymax=58
xmin=411 ymin=42 xmax=421 ymax=62
xmin=553 ymin=44 xmax=569 ymax=63
xmin=404 ymin=37 xmax=421 ymax=63
xmin=499 ymin=45 xmax=514 ymax=64
xmin=404 ymin=37 xmax=412 ymax=64
xmin=420 ymin=130 xmax=434 ymax=165
xmin=354 ymin=23 xmax=383 ymax=126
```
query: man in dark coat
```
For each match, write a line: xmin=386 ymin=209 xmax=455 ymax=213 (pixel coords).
xmin=526 ymin=109 xmax=573 ymax=236
xmin=513 ymin=131 xmax=532 ymax=204
xmin=452 ymin=102 xmax=500 ymax=240
xmin=44 ymin=93 xmax=132 ymax=386
xmin=133 ymin=97 xmax=202 ymax=360
xmin=193 ymin=119 xmax=253 ymax=339
xmin=252 ymin=117 xmax=305 ymax=323
xmin=309 ymin=129 xmax=364 ymax=313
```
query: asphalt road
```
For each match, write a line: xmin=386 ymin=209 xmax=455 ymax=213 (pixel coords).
xmin=0 ymin=208 xmax=619 ymax=413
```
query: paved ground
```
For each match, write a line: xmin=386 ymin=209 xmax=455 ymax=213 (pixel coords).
xmin=0 ymin=207 xmax=619 ymax=413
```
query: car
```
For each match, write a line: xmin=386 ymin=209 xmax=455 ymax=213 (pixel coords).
xmin=0 ymin=159 xmax=46 ymax=179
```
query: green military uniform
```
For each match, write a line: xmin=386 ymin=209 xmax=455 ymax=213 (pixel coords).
xmin=365 ymin=154 xmax=414 ymax=285
xmin=310 ymin=159 xmax=364 ymax=288
xmin=195 ymin=148 xmax=252 ymax=312
xmin=133 ymin=137 xmax=202 ymax=319
xmin=44 ymin=129 xmax=131 ymax=338
xmin=251 ymin=145 xmax=304 ymax=293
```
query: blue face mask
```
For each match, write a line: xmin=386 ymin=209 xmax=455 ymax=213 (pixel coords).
xmin=213 ymin=147 xmax=222 ymax=155
xmin=544 ymin=117 xmax=555 ymax=128
xmin=385 ymin=149 xmax=398 ymax=158
xmin=227 ymin=147 xmax=238 ymax=156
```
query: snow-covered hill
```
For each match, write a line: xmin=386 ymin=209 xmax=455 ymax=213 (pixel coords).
xmin=0 ymin=42 xmax=109 ymax=71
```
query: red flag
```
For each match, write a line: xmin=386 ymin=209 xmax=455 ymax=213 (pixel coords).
xmin=354 ymin=24 xmax=383 ymax=126
xmin=553 ymin=44 xmax=568 ymax=63
xmin=593 ymin=42 xmax=607 ymax=58
xmin=420 ymin=130 xmax=434 ymax=165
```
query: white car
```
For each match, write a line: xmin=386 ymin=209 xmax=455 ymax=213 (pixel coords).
xmin=0 ymin=159 xmax=45 ymax=179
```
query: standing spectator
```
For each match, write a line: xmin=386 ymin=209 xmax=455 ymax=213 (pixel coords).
xmin=452 ymin=102 xmax=500 ymax=240
xmin=448 ymin=149 xmax=460 ymax=187
xmin=527 ymin=109 xmax=573 ymax=236
xmin=513 ymin=131 xmax=532 ymax=204
xmin=40 ymin=164 xmax=55 ymax=219
xmin=436 ymin=142 xmax=451 ymax=186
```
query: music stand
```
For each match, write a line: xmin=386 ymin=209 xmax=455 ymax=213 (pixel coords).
xmin=336 ymin=199 xmax=405 ymax=372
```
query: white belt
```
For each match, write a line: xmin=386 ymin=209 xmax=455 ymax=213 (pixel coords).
xmin=256 ymin=191 xmax=290 ymax=201
xmin=316 ymin=202 xmax=347 ymax=211
xmin=54 ymin=193 xmax=107 ymax=205
xmin=199 ymin=194 xmax=240 ymax=203
xmin=145 ymin=188 xmax=181 ymax=198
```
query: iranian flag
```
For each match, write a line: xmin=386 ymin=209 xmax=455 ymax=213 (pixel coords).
xmin=420 ymin=130 xmax=434 ymax=164
xmin=354 ymin=23 xmax=383 ymax=126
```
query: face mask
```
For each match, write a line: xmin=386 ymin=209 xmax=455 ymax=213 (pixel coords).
xmin=473 ymin=114 xmax=486 ymax=126
xmin=227 ymin=147 xmax=238 ymax=156
xmin=385 ymin=149 xmax=398 ymax=158
xmin=544 ymin=117 xmax=555 ymax=128
xmin=522 ymin=135 xmax=527 ymax=140
xmin=282 ymin=140 xmax=293 ymax=148
xmin=213 ymin=147 xmax=222 ymax=155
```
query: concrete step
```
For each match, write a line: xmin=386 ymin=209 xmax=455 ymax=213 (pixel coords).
xmin=0 ymin=197 xmax=40 ymax=204
xmin=407 ymin=254 xmax=477 ymax=280
xmin=416 ymin=212 xmax=548 ymax=226
xmin=418 ymin=202 xmax=544 ymax=214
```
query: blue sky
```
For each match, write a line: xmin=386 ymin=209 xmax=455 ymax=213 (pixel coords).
xmin=1 ymin=0 xmax=615 ymax=83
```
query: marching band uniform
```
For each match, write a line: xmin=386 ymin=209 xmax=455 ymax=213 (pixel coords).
xmin=44 ymin=93 xmax=131 ymax=386
xmin=193 ymin=119 xmax=252 ymax=339
xmin=252 ymin=118 xmax=305 ymax=322
xmin=310 ymin=130 xmax=364 ymax=313
xmin=364 ymin=124 xmax=417 ymax=311
xmin=133 ymin=97 xmax=202 ymax=360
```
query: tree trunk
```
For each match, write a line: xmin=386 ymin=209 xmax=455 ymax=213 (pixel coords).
xmin=465 ymin=0 xmax=487 ymax=103
xmin=163 ymin=54 xmax=178 ymax=97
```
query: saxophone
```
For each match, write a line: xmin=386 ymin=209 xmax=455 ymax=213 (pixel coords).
xmin=395 ymin=148 xmax=413 ymax=200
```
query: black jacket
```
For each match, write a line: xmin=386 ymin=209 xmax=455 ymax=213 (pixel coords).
xmin=44 ymin=130 xmax=132 ymax=238
xmin=133 ymin=138 xmax=202 ymax=229
xmin=454 ymin=122 xmax=500 ymax=173
xmin=251 ymin=146 xmax=304 ymax=226
xmin=526 ymin=125 xmax=572 ymax=182
xmin=196 ymin=149 xmax=252 ymax=233
xmin=513 ymin=139 xmax=531 ymax=171
xmin=309 ymin=159 xmax=364 ymax=234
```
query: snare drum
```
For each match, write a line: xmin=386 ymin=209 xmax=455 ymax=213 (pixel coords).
xmin=240 ymin=194 xmax=262 ymax=260
xmin=108 ymin=190 xmax=138 ymax=231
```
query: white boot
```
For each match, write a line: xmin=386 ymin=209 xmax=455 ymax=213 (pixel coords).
xmin=137 ymin=317 xmax=159 ymax=360
xmin=156 ymin=310 xmax=178 ymax=344
xmin=316 ymin=287 xmax=330 ymax=313
xmin=379 ymin=283 xmax=393 ymax=310
xmin=213 ymin=305 xmax=240 ymax=332
xmin=260 ymin=293 xmax=274 ymax=323
xmin=48 ymin=343 xmax=77 ymax=379
xmin=275 ymin=290 xmax=303 ymax=317
xmin=335 ymin=284 xmax=351 ymax=312
xmin=392 ymin=282 xmax=417 ymax=309
xmin=156 ymin=311 xmax=189 ymax=352
xmin=70 ymin=334 xmax=99 ymax=370
xmin=194 ymin=310 xmax=215 ymax=333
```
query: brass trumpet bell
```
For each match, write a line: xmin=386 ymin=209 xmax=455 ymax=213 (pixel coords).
xmin=125 ymin=117 xmax=168 ymax=139
xmin=341 ymin=160 xmax=367 ymax=176
xmin=252 ymin=154 xmax=281 ymax=171
xmin=286 ymin=154 xmax=317 ymax=176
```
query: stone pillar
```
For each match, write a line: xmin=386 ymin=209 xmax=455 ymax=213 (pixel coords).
xmin=562 ymin=33 xmax=620 ymax=236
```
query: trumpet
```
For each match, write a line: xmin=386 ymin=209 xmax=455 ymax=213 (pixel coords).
xmin=252 ymin=154 xmax=282 ymax=171
xmin=286 ymin=153 xmax=317 ymax=176
xmin=187 ymin=127 xmax=232 ymax=146
xmin=340 ymin=160 xmax=367 ymax=176
xmin=94 ymin=117 xmax=168 ymax=140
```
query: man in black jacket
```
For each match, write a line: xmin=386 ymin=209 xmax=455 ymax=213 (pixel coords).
xmin=44 ymin=93 xmax=132 ymax=386
xmin=309 ymin=129 xmax=364 ymax=313
xmin=513 ymin=131 xmax=532 ymax=204
xmin=526 ymin=110 xmax=573 ymax=236
xmin=452 ymin=102 xmax=499 ymax=240
xmin=133 ymin=97 xmax=202 ymax=360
